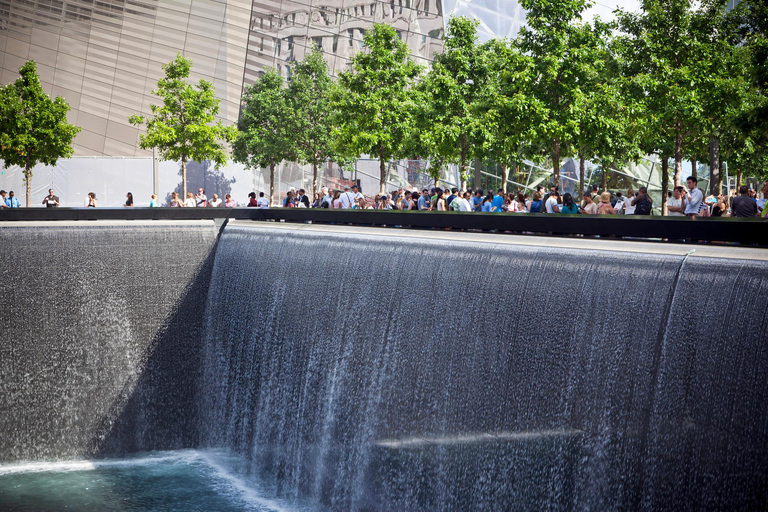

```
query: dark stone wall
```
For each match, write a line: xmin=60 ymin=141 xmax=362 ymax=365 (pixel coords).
xmin=0 ymin=221 xmax=218 ymax=461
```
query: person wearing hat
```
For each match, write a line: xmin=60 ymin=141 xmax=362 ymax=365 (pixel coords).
xmin=195 ymin=188 xmax=207 ymax=207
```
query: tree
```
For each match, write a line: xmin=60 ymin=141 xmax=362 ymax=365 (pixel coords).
xmin=691 ymin=0 xmax=750 ymax=196
xmin=0 ymin=61 xmax=80 ymax=207
xmin=334 ymin=23 xmax=423 ymax=194
xmin=475 ymin=38 xmax=545 ymax=193
xmin=129 ymin=53 xmax=237 ymax=199
xmin=615 ymin=0 xmax=704 ymax=192
xmin=286 ymin=48 xmax=336 ymax=196
xmin=518 ymin=0 xmax=594 ymax=189
xmin=416 ymin=16 xmax=484 ymax=189
xmin=233 ymin=69 xmax=294 ymax=206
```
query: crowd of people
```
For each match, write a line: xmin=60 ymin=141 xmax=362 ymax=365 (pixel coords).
xmin=1 ymin=179 xmax=766 ymax=218
xmin=270 ymin=177 xmax=768 ymax=218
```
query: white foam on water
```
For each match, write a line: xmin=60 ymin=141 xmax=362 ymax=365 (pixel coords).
xmin=374 ymin=429 xmax=584 ymax=449
xmin=197 ymin=450 xmax=293 ymax=512
xmin=0 ymin=450 xmax=202 ymax=476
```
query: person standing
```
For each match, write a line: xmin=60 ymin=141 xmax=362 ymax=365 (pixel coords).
xmin=731 ymin=186 xmax=758 ymax=217
xmin=149 ymin=194 xmax=159 ymax=207
xmin=0 ymin=190 xmax=7 ymax=208
xmin=528 ymin=191 xmax=543 ymax=213
xmin=195 ymin=188 xmax=207 ymax=207
xmin=418 ymin=189 xmax=431 ymax=210
xmin=183 ymin=192 xmax=196 ymax=207
xmin=459 ymin=191 xmax=473 ymax=211
xmin=224 ymin=194 xmax=236 ymax=208
xmin=321 ymin=187 xmax=333 ymax=208
xmin=472 ymin=189 xmax=484 ymax=211
xmin=247 ymin=192 xmax=258 ymax=207
xmin=282 ymin=190 xmax=296 ymax=208
xmin=560 ymin=193 xmax=580 ymax=214
xmin=582 ymin=194 xmax=598 ymax=214
xmin=170 ymin=192 xmax=183 ymax=207
xmin=209 ymin=193 xmax=222 ymax=207
xmin=492 ymin=188 xmax=505 ymax=212
xmin=631 ymin=186 xmax=653 ymax=215
xmin=598 ymin=192 xmax=616 ymax=214
xmin=624 ymin=188 xmax=636 ymax=215
xmin=683 ymin=176 xmax=703 ymax=217
xmin=667 ymin=187 xmax=684 ymax=216
xmin=257 ymin=192 xmax=270 ymax=208
xmin=5 ymin=191 xmax=21 ymax=208
xmin=544 ymin=187 xmax=560 ymax=213
xmin=124 ymin=192 xmax=134 ymax=207
xmin=295 ymin=189 xmax=310 ymax=208
xmin=42 ymin=189 xmax=60 ymax=207
xmin=339 ymin=186 xmax=356 ymax=209
xmin=86 ymin=192 xmax=97 ymax=207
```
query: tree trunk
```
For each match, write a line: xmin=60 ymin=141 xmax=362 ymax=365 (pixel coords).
xmin=552 ymin=137 xmax=560 ymax=189
xmin=379 ymin=144 xmax=386 ymax=195
xmin=25 ymin=153 xmax=31 ymax=207
xmin=312 ymin=161 xmax=319 ymax=197
xmin=474 ymin=156 xmax=481 ymax=190
xmin=673 ymin=126 xmax=683 ymax=187
xmin=269 ymin=161 xmax=275 ymax=206
xmin=661 ymin=155 xmax=670 ymax=215
xmin=379 ymin=156 xmax=386 ymax=195
xmin=691 ymin=153 xmax=697 ymax=180
xmin=500 ymin=164 xmax=508 ymax=193
xmin=709 ymin=134 xmax=720 ymax=196
xmin=578 ymin=153 xmax=585 ymax=203
xmin=601 ymin=162 xmax=608 ymax=192
xmin=181 ymin=157 xmax=188 ymax=199
xmin=736 ymin=168 xmax=742 ymax=190
xmin=460 ymin=134 xmax=468 ymax=191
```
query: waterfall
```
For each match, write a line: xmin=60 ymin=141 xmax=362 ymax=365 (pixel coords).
xmin=199 ymin=224 xmax=768 ymax=510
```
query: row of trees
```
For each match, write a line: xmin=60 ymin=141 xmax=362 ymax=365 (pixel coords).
xmin=2 ymin=0 xmax=766 ymax=211
xmin=235 ymin=0 xmax=768 ymax=212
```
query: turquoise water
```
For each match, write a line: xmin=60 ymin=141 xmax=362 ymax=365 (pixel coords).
xmin=0 ymin=450 xmax=305 ymax=512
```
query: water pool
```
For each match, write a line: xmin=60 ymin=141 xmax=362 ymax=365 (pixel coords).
xmin=0 ymin=450 xmax=309 ymax=512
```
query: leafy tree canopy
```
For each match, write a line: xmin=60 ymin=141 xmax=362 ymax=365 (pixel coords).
xmin=129 ymin=53 xmax=237 ymax=198
xmin=0 ymin=60 xmax=80 ymax=206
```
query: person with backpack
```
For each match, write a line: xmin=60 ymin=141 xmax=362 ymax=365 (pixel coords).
xmin=631 ymin=186 xmax=653 ymax=215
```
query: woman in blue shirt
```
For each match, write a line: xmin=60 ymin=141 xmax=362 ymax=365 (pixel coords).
xmin=528 ymin=191 xmax=543 ymax=213
xmin=481 ymin=193 xmax=494 ymax=212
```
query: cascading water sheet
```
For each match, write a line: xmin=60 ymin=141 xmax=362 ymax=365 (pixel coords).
xmin=198 ymin=224 xmax=768 ymax=511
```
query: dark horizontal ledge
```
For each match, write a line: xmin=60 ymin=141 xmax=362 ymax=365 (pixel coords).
xmin=1 ymin=208 xmax=766 ymax=246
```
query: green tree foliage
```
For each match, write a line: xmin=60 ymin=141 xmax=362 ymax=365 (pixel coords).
xmin=0 ymin=61 xmax=80 ymax=207
xmin=415 ymin=16 xmax=484 ymax=188
xmin=615 ymin=0 xmax=706 ymax=210
xmin=518 ymin=0 xmax=596 ymax=189
xmin=129 ymin=54 xmax=237 ymax=199
xmin=475 ymin=38 xmax=545 ymax=192
xmin=233 ymin=69 xmax=294 ymax=206
xmin=286 ymin=48 xmax=336 ymax=196
xmin=691 ymin=0 xmax=751 ymax=195
xmin=334 ymin=23 xmax=423 ymax=194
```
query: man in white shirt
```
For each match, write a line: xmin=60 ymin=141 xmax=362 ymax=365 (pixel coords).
xmin=684 ymin=176 xmax=703 ymax=217
xmin=351 ymin=184 xmax=364 ymax=202
xmin=339 ymin=186 xmax=356 ymax=209
xmin=459 ymin=191 xmax=473 ymax=211
xmin=195 ymin=188 xmax=207 ymax=207
xmin=667 ymin=186 xmax=684 ymax=216
xmin=256 ymin=192 xmax=270 ymax=208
